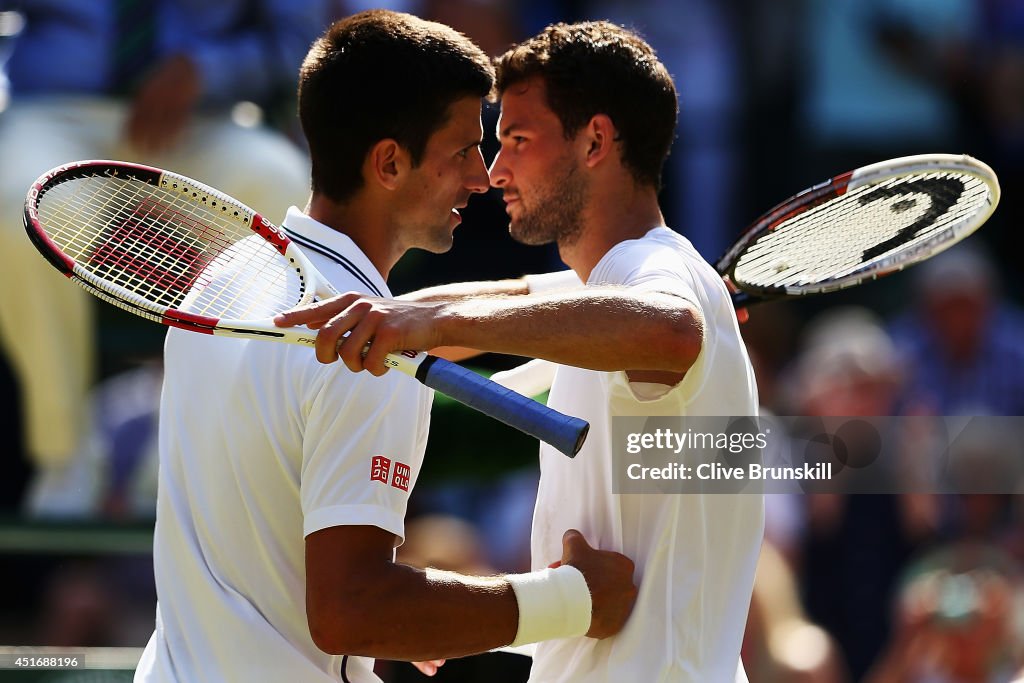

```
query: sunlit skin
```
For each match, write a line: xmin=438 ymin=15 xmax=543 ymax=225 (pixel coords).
xmin=394 ymin=96 xmax=490 ymax=255
xmin=489 ymin=81 xmax=588 ymax=250
xmin=488 ymin=77 xmax=662 ymax=281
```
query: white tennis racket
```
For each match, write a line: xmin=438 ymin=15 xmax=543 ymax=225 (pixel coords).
xmin=24 ymin=160 xmax=589 ymax=457
xmin=718 ymin=153 xmax=1000 ymax=306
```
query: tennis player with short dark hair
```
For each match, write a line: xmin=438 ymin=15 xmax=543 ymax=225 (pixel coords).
xmin=136 ymin=12 xmax=637 ymax=682
xmin=278 ymin=20 xmax=762 ymax=682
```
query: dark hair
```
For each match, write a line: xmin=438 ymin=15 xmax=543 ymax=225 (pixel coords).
xmin=298 ymin=10 xmax=494 ymax=202
xmin=493 ymin=21 xmax=677 ymax=189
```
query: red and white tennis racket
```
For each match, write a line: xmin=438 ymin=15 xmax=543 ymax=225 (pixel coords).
xmin=718 ymin=154 xmax=1000 ymax=306
xmin=24 ymin=160 xmax=588 ymax=457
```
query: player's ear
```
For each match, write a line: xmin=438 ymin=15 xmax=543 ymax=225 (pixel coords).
xmin=581 ymin=114 xmax=617 ymax=168
xmin=367 ymin=139 xmax=410 ymax=190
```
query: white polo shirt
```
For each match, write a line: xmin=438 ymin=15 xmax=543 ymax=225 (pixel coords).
xmin=528 ymin=228 xmax=763 ymax=683
xmin=136 ymin=208 xmax=433 ymax=683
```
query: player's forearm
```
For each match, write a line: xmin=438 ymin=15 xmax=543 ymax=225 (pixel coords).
xmin=398 ymin=280 xmax=529 ymax=360
xmin=310 ymin=563 xmax=519 ymax=660
xmin=435 ymin=289 xmax=703 ymax=373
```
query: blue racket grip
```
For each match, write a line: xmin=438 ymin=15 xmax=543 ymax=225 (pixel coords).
xmin=415 ymin=356 xmax=589 ymax=457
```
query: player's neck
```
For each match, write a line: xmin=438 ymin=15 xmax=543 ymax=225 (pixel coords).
xmin=307 ymin=193 xmax=402 ymax=281
xmin=560 ymin=182 xmax=665 ymax=282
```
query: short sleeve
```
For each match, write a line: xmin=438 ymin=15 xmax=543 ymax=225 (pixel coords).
xmin=588 ymin=233 xmax=714 ymax=404
xmin=300 ymin=367 xmax=429 ymax=545
xmin=589 ymin=238 xmax=702 ymax=306
xmin=524 ymin=269 xmax=583 ymax=294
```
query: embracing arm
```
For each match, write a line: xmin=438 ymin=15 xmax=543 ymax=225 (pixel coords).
xmin=432 ymin=289 xmax=702 ymax=374
xmin=306 ymin=525 xmax=636 ymax=661
xmin=277 ymin=288 xmax=703 ymax=385
xmin=306 ymin=525 xmax=516 ymax=659
xmin=396 ymin=273 xmax=582 ymax=362
xmin=396 ymin=280 xmax=528 ymax=361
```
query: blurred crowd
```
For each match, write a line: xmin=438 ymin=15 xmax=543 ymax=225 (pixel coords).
xmin=1 ymin=0 xmax=1023 ymax=681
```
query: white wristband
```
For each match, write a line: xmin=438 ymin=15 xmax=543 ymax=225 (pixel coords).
xmin=506 ymin=565 xmax=593 ymax=646
xmin=523 ymin=270 xmax=583 ymax=294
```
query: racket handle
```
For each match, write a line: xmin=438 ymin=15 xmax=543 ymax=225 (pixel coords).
xmin=415 ymin=356 xmax=589 ymax=457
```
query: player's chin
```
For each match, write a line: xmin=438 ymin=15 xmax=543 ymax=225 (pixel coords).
xmin=420 ymin=227 xmax=456 ymax=254
xmin=509 ymin=221 xmax=552 ymax=247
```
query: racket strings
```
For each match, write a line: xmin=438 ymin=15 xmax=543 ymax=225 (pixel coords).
xmin=733 ymin=171 xmax=991 ymax=291
xmin=94 ymin=197 xmax=215 ymax=305
xmin=38 ymin=175 xmax=240 ymax=304
xmin=42 ymin=178 xmax=221 ymax=297
xmin=36 ymin=172 xmax=300 ymax=317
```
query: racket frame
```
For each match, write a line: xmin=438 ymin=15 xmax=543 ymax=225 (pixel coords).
xmin=718 ymin=154 xmax=1001 ymax=305
xmin=27 ymin=161 xmax=329 ymax=342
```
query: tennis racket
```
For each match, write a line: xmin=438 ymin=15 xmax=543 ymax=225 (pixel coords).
xmin=718 ymin=154 xmax=1001 ymax=307
xmin=24 ymin=160 xmax=589 ymax=457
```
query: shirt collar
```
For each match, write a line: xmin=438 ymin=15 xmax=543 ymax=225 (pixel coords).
xmin=280 ymin=206 xmax=390 ymax=298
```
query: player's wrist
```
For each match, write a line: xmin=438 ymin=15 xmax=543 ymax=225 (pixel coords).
xmin=432 ymin=299 xmax=491 ymax=349
xmin=505 ymin=565 xmax=593 ymax=646
xmin=431 ymin=300 xmax=464 ymax=348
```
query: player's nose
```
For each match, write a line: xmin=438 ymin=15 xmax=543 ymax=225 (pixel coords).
xmin=489 ymin=149 xmax=510 ymax=188
xmin=464 ymin=147 xmax=489 ymax=194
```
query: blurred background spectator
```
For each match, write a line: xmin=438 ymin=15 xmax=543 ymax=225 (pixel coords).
xmin=742 ymin=541 xmax=849 ymax=683
xmin=0 ymin=0 xmax=325 ymax=511
xmin=1 ymin=1 xmax=1022 ymax=681
xmin=865 ymin=545 xmax=1024 ymax=683
xmin=777 ymin=309 xmax=939 ymax=681
xmin=889 ymin=245 xmax=1024 ymax=416
xmin=24 ymin=360 xmax=163 ymax=522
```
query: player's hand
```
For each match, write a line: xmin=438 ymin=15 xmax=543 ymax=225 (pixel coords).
xmin=274 ymin=293 xmax=444 ymax=374
xmin=559 ymin=529 xmax=637 ymax=639
xmin=124 ymin=54 xmax=202 ymax=154
xmin=412 ymin=659 xmax=446 ymax=676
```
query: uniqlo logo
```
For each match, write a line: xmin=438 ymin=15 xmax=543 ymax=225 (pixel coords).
xmin=391 ymin=462 xmax=411 ymax=492
xmin=370 ymin=456 xmax=391 ymax=484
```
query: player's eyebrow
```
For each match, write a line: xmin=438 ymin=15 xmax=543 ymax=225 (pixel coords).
xmin=498 ymin=123 xmax=523 ymax=139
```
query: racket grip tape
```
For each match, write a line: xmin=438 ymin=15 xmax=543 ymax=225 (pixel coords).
xmin=415 ymin=356 xmax=589 ymax=457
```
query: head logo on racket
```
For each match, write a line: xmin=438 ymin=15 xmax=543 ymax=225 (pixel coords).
xmin=717 ymin=154 xmax=1000 ymax=307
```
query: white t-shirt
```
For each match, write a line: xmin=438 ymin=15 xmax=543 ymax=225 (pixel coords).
xmin=136 ymin=208 xmax=433 ymax=683
xmin=528 ymin=228 xmax=763 ymax=683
